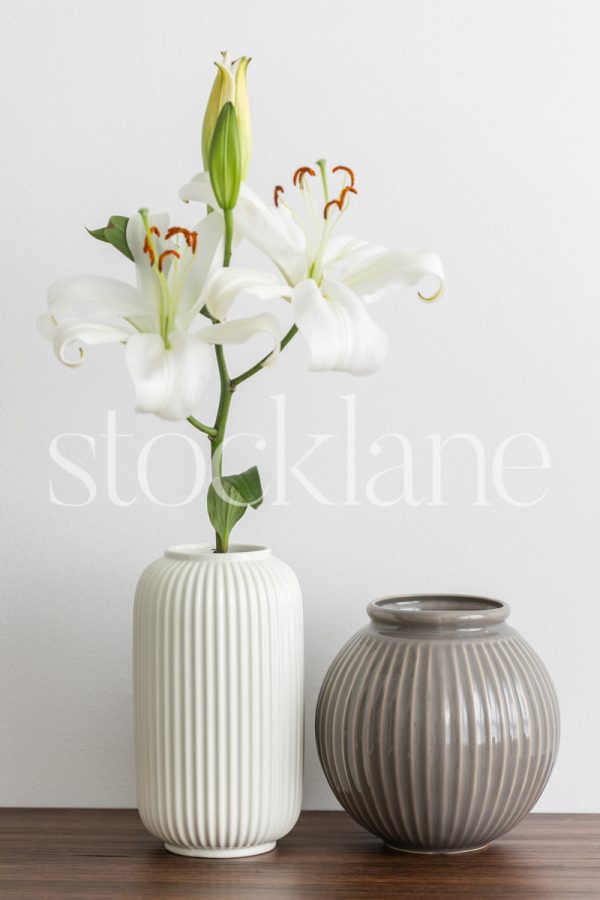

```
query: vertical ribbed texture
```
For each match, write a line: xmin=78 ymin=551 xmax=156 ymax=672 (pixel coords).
xmin=134 ymin=549 xmax=303 ymax=857
xmin=316 ymin=627 xmax=559 ymax=853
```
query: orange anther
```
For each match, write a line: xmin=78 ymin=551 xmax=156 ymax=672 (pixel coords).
xmin=164 ymin=226 xmax=197 ymax=253
xmin=338 ymin=186 xmax=358 ymax=207
xmin=323 ymin=199 xmax=342 ymax=219
xmin=274 ymin=185 xmax=285 ymax=207
xmin=293 ymin=166 xmax=316 ymax=187
xmin=332 ymin=165 xmax=356 ymax=187
xmin=158 ymin=249 xmax=181 ymax=272
xmin=143 ymin=237 xmax=156 ymax=266
xmin=164 ymin=226 xmax=189 ymax=240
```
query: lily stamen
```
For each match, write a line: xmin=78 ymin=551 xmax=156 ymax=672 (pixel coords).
xmin=149 ymin=226 xmax=161 ymax=237
xmin=143 ymin=237 xmax=156 ymax=266
xmin=323 ymin=198 xmax=342 ymax=219
xmin=274 ymin=185 xmax=285 ymax=207
xmin=158 ymin=249 xmax=181 ymax=272
xmin=293 ymin=166 xmax=316 ymax=187
xmin=338 ymin=186 xmax=358 ymax=208
xmin=164 ymin=226 xmax=198 ymax=252
xmin=164 ymin=226 xmax=189 ymax=241
xmin=332 ymin=165 xmax=355 ymax=187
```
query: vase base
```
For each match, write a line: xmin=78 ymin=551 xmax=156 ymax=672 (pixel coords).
xmin=384 ymin=842 xmax=490 ymax=856
xmin=164 ymin=841 xmax=276 ymax=859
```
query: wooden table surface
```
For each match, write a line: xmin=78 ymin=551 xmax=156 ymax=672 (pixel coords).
xmin=0 ymin=809 xmax=599 ymax=899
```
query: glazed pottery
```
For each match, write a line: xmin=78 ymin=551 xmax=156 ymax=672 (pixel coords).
xmin=133 ymin=544 xmax=304 ymax=858
xmin=315 ymin=595 xmax=559 ymax=854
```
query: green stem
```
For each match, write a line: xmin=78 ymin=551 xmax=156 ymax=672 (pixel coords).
xmin=186 ymin=416 xmax=217 ymax=438
xmin=231 ymin=325 xmax=299 ymax=388
xmin=210 ymin=207 xmax=235 ymax=553
xmin=212 ymin=345 xmax=234 ymax=488
xmin=223 ymin=208 xmax=234 ymax=266
xmin=186 ymin=207 xmax=294 ymax=553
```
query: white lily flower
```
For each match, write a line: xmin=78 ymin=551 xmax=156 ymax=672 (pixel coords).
xmin=179 ymin=162 xmax=445 ymax=375
xmin=38 ymin=211 xmax=282 ymax=420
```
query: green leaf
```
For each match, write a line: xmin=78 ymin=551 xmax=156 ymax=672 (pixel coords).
xmin=86 ymin=215 xmax=134 ymax=261
xmin=207 ymin=481 xmax=246 ymax=545
xmin=223 ymin=466 xmax=263 ymax=510
xmin=207 ymin=465 xmax=263 ymax=551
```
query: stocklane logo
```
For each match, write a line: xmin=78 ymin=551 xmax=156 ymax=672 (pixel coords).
xmin=48 ymin=396 xmax=551 ymax=509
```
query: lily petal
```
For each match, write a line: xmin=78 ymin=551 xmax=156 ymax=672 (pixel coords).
xmin=341 ymin=249 xmax=445 ymax=302
xmin=201 ymin=267 xmax=291 ymax=321
xmin=200 ymin=312 xmax=282 ymax=366
xmin=125 ymin=331 xmax=213 ymax=420
xmin=47 ymin=276 xmax=148 ymax=319
xmin=37 ymin=314 xmax=57 ymax=342
xmin=291 ymin=278 xmax=388 ymax=375
xmin=180 ymin=173 xmax=307 ymax=284
xmin=323 ymin=236 xmax=385 ymax=278
xmin=176 ymin=213 xmax=225 ymax=327
xmin=38 ymin=316 xmax=132 ymax=367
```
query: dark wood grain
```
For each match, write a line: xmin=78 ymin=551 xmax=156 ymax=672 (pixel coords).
xmin=0 ymin=809 xmax=598 ymax=899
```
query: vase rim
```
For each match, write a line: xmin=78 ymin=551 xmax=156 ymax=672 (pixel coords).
xmin=367 ymin=594 xmax=510 ymax=629
xmin=165 ymin=544 xmax=271 ymax=561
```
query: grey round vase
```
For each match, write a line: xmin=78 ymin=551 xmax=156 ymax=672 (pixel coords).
xmin=315 ymin=595 xmax=559 ymax=854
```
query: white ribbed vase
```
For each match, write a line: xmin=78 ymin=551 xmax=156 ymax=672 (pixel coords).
xmin=133 ymin=544 xmax=304 ymax=858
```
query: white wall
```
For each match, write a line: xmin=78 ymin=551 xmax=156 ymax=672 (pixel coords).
xmin=2 ymin=0 xmax=599 ymax=811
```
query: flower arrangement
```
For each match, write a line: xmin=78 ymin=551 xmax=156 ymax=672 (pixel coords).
xmin=39 ymin=52 xmax=444 ymax=552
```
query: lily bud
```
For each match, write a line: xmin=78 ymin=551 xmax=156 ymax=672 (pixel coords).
xmin=202 ymin=52 xmax=251 ymax=180
xmin=208 ymin=101 xmax=242 ymax=211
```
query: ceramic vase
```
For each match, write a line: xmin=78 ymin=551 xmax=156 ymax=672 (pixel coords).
xmin=315 ymin=594 xmax=559 ymax=854
xmin=133 ymin=544 xmax=304 ymax=858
